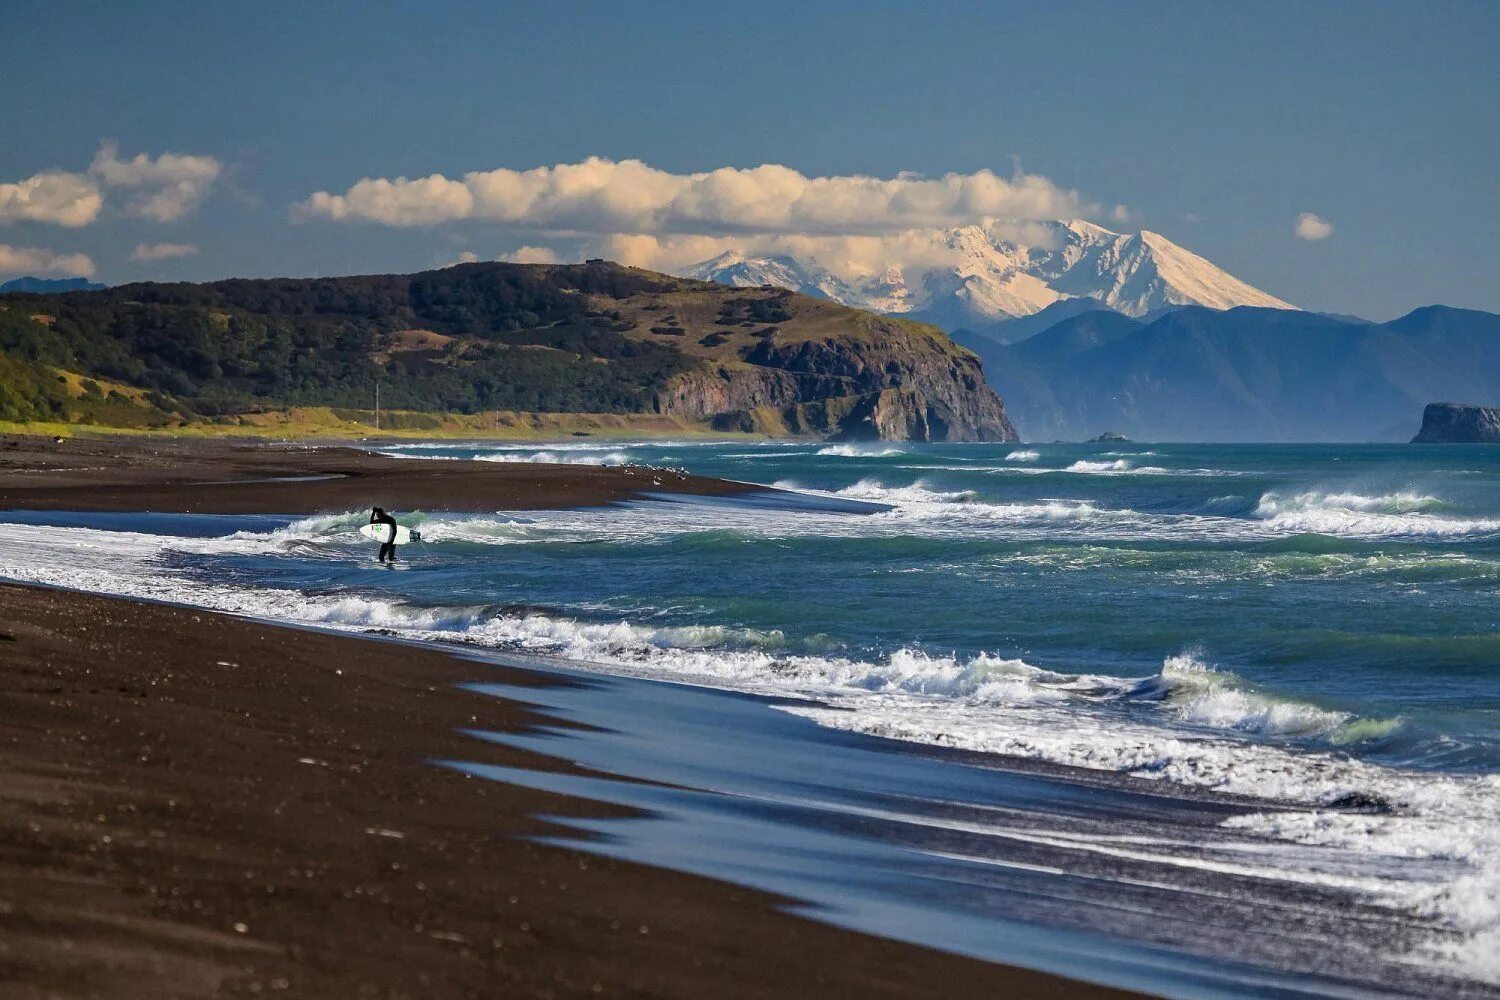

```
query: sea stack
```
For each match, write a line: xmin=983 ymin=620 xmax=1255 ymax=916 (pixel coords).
xmin=1410 ymin=402 xmax=1500 ymax=443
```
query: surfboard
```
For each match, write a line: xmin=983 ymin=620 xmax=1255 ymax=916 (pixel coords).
xmin=358 ymin=522 xmax=419 ymax=545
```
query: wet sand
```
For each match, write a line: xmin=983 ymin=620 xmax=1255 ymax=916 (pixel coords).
xmin=0 ymin=582 xmax=1136 ymax=999
xmin=0 ymin=434 xmax=754 ymax=514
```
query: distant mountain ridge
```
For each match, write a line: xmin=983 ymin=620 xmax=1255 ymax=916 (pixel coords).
xmin=957 ymin=304 xmax=1500 ymax=442
xmin=681 ymin=220 xmax=1294 ymax=335
xmin=0 ymin=276 xmax=107 ymax=294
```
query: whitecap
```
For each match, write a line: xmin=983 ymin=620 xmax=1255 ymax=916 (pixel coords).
xmin=1254 ymin=491 xmax=1500 ymax=539
xmin=815 ymin=443 xmax=906 ymax=458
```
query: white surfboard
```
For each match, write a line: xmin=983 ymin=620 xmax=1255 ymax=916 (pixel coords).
xmin=359 ymin=522 xmax=419 ymax=545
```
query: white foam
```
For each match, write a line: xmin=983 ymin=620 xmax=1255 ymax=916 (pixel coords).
xmin=473 ymin=450 xmax=629 ymax=466
xmin=832 ymin=478 xmax=979 ymax=505
xmin=1005 ymin=449 xmax=1040 ymax=462
xmin=1156 ymin=652 xmax=1353 ymax=738
xmin=815 ymin=443 xmax=905 ymax=458
xmin=1254 ymin=491 xmax=1500 ymax=539
xmin=1059 ymin=459 xmax=1231 ymax=477
xmin=1067 ymin=459 xmax=1134 ymax=473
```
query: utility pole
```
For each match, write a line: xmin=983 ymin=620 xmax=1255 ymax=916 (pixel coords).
xmin=374 ymin=382 xmax=380 ymax=432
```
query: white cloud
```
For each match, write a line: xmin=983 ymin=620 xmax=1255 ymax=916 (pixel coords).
xmin=0 ymin=244 xmax=95 ymax=277
xmin=0 ymin=143 xmax=222 ymax=227
xmin=0 ymin=171 xmax=103 ymax=227
xmin=500 ymin=245 xmax=559 ymax=264
xmin=588 ymin=219 xmax=1065 ymax=278
xmin=1294 ymin=212 xmax=1333 ymax=241
xmin=130 ymin=242 xmax=198 ymax=262
xmin=447 ymin=250 xmax=481 ymax=265
xmin=91 ymin=142 xmax=223 ymax=222
xmin=297 ymin=157 xmax=1090 ymax=236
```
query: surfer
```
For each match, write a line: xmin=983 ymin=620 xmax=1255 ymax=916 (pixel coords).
xmin=370 ymin=507 xmax=398 ymax=563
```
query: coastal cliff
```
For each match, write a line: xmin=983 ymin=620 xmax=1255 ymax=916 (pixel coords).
xmin=0 ymin=261 xmax=1015 ymax=442
xmin=1411 ymin=402 xmax=1500 ymax=443
xmin=654 ymin=314 xmax=1016 ymax=442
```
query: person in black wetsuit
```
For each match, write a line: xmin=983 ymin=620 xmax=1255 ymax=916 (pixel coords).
xmin=370 ymin=506 xmax=398 ymax=563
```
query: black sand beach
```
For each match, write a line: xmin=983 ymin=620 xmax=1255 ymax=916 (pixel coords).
xmin=0 ymin=434 xmax=1132 ymax=998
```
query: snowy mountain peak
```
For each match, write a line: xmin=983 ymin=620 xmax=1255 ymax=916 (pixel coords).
xmin=1057 ymin=218 xmax=1118 ymax=242
xmin=694 ymin=249 xmax=747 ymax=269
xmin=679 ymin=220 xmax=1295 ymax=328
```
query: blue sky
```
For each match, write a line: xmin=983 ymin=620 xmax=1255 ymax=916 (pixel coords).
xmin=2 ymin=0 xmax=1496 ymax=319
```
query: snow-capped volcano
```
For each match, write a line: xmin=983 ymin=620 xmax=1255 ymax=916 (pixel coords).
xmin=679 ymin=252 xmax=918 ymax=313
xmin=680 ymin=220 xmax=1295 ymax=330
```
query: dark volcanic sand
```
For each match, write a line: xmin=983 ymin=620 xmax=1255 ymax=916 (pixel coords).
xmin=0 ymin=584 xmax=1136 ymax=999
xmin=0 ymin=434 xmax=753 ymax=514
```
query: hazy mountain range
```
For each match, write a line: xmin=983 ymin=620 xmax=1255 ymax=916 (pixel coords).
xmin=0 ymin=276 xmax=108 ymax=294
xmin=681 ymin=220 xmax=1294 ymax=337
xmin=955 ymin=304 xmax=1500 ymax=442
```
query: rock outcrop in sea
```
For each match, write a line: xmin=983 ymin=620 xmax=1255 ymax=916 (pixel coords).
xmin=1410 ymin=402 xmax=1500 ymax=443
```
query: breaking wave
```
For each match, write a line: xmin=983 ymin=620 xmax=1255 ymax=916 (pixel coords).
xmin=474 ymin=449 xmax=629 ymax=466
xmin=1067 ymin=459 xmax=1134 ymax=473
xmin=816 ymin=443 xmax=906 ymax=458
xmin=1254 ymin=491 xmax=1500 ymax=539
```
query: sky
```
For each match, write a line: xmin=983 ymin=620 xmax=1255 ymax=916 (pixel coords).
xmin=1 ymin=0 xmax=1496 ymax=320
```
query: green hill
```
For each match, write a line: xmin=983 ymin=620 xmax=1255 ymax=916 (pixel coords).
xmin=0 ymin=260 xmax=1014 ymax=441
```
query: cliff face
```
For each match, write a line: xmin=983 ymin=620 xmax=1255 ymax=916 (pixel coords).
xmin=1411 ymin=402 xmax=1500 ymax=443
xmin=653 ymin=315 xmax=1017 ymax=442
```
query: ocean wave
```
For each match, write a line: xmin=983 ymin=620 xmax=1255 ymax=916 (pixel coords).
xmin=815 ymin=443 xmax=906 ymax=458
xmin=474 ymin=449 xmax=629 ymax=466
xmin=1066 ymin=459 xmax=1134 ymax=473
xmin=1061 ymin=459 xmax=1236 ymax=477
xmin=1144 ymin=652 xmax=1356 ymax=738
xmin=1254 ymin=491 xmax=1500 ymax=539
xmin=831 ymin=478 xmax=978 ymax=504
xmin=1005 ymin=449 xmax=1040 ymax=462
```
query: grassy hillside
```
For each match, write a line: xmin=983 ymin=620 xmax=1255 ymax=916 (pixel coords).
xmin=0 ymin=260 xmax=1012 ymax=441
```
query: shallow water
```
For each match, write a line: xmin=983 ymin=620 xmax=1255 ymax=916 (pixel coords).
xmin=3 ymin=439 xmax=1498 ymax=995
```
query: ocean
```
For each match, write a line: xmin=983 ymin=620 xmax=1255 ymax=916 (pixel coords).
xmin=3 ymin=440 xmax=1497 ymax=997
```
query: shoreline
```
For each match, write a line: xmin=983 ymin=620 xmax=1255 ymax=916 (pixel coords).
xmin=0 ymin=433 xmax=760 ymax=514
xmin=0 ymin=579 xmax=1136 ymax=998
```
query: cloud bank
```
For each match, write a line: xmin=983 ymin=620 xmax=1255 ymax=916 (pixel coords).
xmin=0 ymin=143 xmax=222 ymax=227
xmin=298 ymin=158 xmax=1090 ymax=236
xmin=0 ymin=244 xmax=95 ymax=277
xmin=1294 ymin=212 xmax=1334 ymax=241
xmin=130 ymin=242 xmax=199 ymax=262
xmin=589 ymin=230 xmax=985 ymax=275
xmin=299 ymin=157 xmax=1104 ymax=278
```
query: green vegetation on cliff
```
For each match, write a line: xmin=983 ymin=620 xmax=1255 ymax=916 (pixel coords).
xmin=0 ymin=261 xmax=1014 ymax=441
